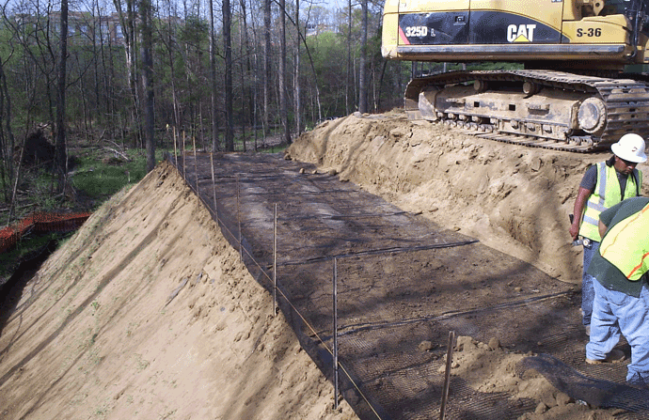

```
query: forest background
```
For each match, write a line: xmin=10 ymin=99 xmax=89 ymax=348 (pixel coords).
xmin=0 ymin=0 xmax=421 ymax=223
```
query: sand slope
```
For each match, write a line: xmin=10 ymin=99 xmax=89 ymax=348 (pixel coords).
xmin=0 ymin=161 xmax=357 ymax=420
xmin=287 ymin=112 xmax=649 ymax=283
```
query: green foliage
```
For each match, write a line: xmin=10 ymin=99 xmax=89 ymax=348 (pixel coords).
xmin=71 ymin=149 xmax=169 ymax=202
xmin=467 ymin=62 xmax=524 ymax=71
xmin=306 ymin=31 xmax=349 ymax=117
xmin=260 ymin=145 xmax=288 ymax=154
xmin=0 ymin=232 xmax=60 ymax=280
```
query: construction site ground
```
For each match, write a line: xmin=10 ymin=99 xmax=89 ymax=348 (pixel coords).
xmin=2 ymin=110 xmax=649 ymax=419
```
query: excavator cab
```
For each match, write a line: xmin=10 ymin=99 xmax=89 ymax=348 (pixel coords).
xmin=382 ymin=0 xmax=649 ymax=66
xmin=381 ymin=0 xmax=649 ymax=151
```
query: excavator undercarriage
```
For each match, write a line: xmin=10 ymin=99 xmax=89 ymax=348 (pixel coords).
xmin=407 ymin=70 xmax=649 ymax=152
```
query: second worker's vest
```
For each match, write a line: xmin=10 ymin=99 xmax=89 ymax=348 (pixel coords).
xmin=599 ymin=203 xmax=649 ymax=281
xmin=579 ymin=162 xmax=642 ymax=242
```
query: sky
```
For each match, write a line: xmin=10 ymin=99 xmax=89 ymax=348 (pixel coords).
xmin=325 ymin=0 xmax=343 ymax=8
xmin=319 ymin=0 xmax=346 ymax=10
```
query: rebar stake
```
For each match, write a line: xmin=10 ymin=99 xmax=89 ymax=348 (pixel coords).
xmin=333 ymin=257 xmax=339 ymax=410
xmin=173 ymin=128 xmax=178 ymax=167
xmin=182 ymin=131 xmax=186 ymax=179
xmin=193 ymin=136 xmax=198 ymax=188
xmin=440 ymin=330 xmax=456 ymax=420
xmin=210 ymin=153 xmax=217 ymax=215
xmin=273 ymin=203 xmax=278 ymax=315
xmin=237 ymin=174 xmax=242 ymax=262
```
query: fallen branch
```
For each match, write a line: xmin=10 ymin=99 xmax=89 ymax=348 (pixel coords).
xmin=103 ymin=147 xmax=131 ymax=162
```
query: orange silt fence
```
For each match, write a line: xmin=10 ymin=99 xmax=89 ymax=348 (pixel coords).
xmin=0 ymin=212 xmax=91 ymax=254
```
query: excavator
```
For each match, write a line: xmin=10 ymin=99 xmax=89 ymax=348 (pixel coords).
xmin=381 ymin=0 xmax=649 ymax=151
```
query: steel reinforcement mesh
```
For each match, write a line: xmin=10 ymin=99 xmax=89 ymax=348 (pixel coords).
xmin=171 ymin=152 xmax=644 ymax=420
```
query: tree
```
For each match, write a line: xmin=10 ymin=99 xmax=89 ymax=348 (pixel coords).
xmin=55 ymin=0 xmax=68 ymax=187
xmin=140 ymin=0 xmax=155 ymax=171
xmin=0 ymin=48 xmax=15 ymax=203
xmin=346 ymin=0 xmax=351 ymax=115
xmin=294 ymin=0 xmax=301 ymax=135
xmin=223 ymin=0 xmax=233 ymax=151
xmin=278 ymin=0 xmax=290 ymax=144
xmin=263 ymin=0 xmax=270 ymax=139
xmin=113 ymin=0 xmax=143 ymax=148
xmin=358 ymin=0 xmax=368 ymax=114
xmin=208 ymin=0 xmax=219 ymax=151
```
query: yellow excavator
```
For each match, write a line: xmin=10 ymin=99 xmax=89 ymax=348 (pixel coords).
xmin=382 ymin=0 xmax=649 ymax=151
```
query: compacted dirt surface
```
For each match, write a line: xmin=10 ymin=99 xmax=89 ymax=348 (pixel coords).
xmin=2 ymin=110 xmax=648 ymax=420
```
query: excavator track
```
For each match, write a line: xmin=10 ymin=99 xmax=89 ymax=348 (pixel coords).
xmin=405 ymin=70 xmax=649 ymax=152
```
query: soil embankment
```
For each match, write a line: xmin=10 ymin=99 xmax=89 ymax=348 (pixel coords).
xmin=287 ymin=111 xmax=649 ymax=283
xmin=0 ymin=110 xmax=639 ymax=420
xmin=0 ymin=161 xmax=357 ymax=420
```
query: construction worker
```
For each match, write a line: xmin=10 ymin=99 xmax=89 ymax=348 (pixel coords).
xmin=569 ymin=133 xmax=646 ymax=334
xmin=585 ymin=196 xmax=649 ymax=387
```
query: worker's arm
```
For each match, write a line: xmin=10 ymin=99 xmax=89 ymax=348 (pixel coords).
xmin=569 ymin=187 xmax=593 ymax=240
xmin=598 ymin=219 xmax=609 ymax=239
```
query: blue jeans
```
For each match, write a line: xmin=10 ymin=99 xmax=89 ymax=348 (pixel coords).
xmin=582 ymin=241 xmax=600 ymax=327
xmin=586 ymin=280 xmax=649 ymax=387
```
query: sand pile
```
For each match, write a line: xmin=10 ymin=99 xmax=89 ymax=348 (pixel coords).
xmin=287 ymin=111 xmax=649 ymax=283
xmin=0 ymin=161 xmax=357 ymax=420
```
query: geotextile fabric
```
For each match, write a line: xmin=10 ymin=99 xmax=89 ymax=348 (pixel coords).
xmin=520 ymin=354 xmax=649 ymax=414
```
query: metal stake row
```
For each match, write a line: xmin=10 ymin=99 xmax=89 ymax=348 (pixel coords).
xmin=177 ymin=156 xmax=454 ymax=419
xmin=333 ymin=257 xmax=339 ymax=410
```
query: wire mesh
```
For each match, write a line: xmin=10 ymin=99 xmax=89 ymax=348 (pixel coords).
xmin=172 ymin=152 xmax=641 ymax=420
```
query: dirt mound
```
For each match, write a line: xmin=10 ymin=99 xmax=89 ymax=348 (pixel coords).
xmin=19 ymin=129 xmax=55 ymax=166
xmin=0 ymin=161 xmax=357 ymax=420
xmin=287 ymin=112 xmax=649 ymax=283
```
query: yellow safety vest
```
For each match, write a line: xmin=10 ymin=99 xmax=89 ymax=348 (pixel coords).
xmin=599 ymin=203 xmax=649 ymax=281
xmin=579 ymin=162 xmax=642 ymax=242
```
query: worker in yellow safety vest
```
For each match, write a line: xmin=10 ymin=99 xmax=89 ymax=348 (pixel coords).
xmin=585 ymin=196 xmax=649 ymax=387
xmin=569 ymin=133 xmax=646 ymax=335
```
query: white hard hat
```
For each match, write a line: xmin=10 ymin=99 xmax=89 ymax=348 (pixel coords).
xmin=611 ymin=133 xmax=648 ymax=163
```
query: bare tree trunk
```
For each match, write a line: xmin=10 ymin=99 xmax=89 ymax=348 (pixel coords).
xmin=358 ymin=0 xmax=368 ymax=114
xmin=90 ymin=8 xmax=100 ymax=137
xmin=55 ymin=0 xmax=69 ymax=190
xmin=263 ymin=0 xmax=271 ymax=141
xmin=376 ymin=59 xmax=388 ymax=111
xmin=140 ymin=0 xmax=155 ymax=171
xmin=294 ymin=0 xmax=301 ymax=136
xmin=249 ymin=0 xmax=259 ymax=150
xmin=164 ymin=1 xmax=181 ymax=134
xmin=208 ymin=0 xmax=220 ymax=151
xmin=346 ymin=0 xmax=351 ymax=115
xmin=292 ymin=16 xmax=322 ymax=122
xmin=113 ymin=0 xmax=142 ymax=148
xmin=97 ymin=4 xmax=112 ymax=130
xmin=240 ymin=0 xmax=253 ymax=150
xmin=223 ymin=0 xmax=234 ymax=151
xmin=9 ymin=136 xmax=26 ymax=223
xmin=0 ymin=57 xmax=15 ymax=203
xmin=279 ymin=0 xmax=291 ymax=144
